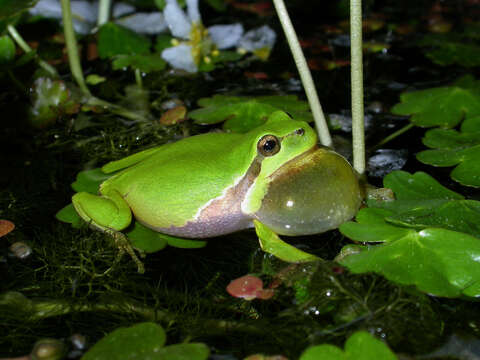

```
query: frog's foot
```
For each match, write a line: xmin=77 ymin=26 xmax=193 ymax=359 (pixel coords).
xmin=253 ymin=220 xmax=320 ymax=263
xmin=107 ymin=229 xmax=146 ymax=274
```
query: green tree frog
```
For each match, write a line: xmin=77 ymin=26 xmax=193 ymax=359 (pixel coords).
xmin=71 ymin=111 xmax=362 ymax=270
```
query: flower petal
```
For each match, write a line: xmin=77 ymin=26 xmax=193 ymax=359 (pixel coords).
xmin=186 ymin=0 xmax=201 ymax=24
xmin=161 ymin=44 xmax=198 ymax=72
xmin=238 ymin=25 xmax=276 ymax=52
xmin=208 ymin=23 xmax=244 ymax=49
xmin=164 ymin=0 xmax=191 ymax=39
xmin=115 ymin=12 xmax=168 ymax=34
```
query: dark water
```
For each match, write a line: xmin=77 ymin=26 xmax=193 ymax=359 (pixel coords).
xmin=1 ymin=0 xmax=480 ymax=358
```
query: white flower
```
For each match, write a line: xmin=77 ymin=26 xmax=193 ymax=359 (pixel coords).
xmin=161 ymin=0 xmax=244 ymax=72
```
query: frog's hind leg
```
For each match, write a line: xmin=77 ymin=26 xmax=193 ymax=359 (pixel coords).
xmin=72 ymin=189 xmax=145 ymax=273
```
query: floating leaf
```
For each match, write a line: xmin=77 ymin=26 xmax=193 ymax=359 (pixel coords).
xmin=98 ymin=22 xmax=150 ymax=59
xmin=71 ymin=168 xmax=112 ymax=194
xmin=254 ymin=220 xmax=320 ymax=263
xmin=418 ymin=33 xmax=480 ymax=67
xmin=391 ymin=75 xmax=480 ymax=128
xmin=300 ymin=331 xmax=397 ymax=360
xmin=0 ymin=35 xmax=15 ymax=65
xmin=416 ymin=118 xmax=480 ymax=187
xmin=0 ymin=0 xmax=37 ymax=20
xmin=189 ymin=95 xmax=312 ymax=133
xmin=82 ymin=322 xmax=209 ymax=360
xmin=125 ymin=222 xmax=168 ymax=253
xmin=55 ymin=204 xmax=83 ymax=228
xmin=112 ymin=54 xmax=166 ymax=73
xmin=339 ymin=171 xmax=480 ymax=297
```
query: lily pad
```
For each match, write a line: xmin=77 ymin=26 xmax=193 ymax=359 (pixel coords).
xmin=98 ymin=22 xmax=151 ymax=59
xmin=0 ymin=0 xmax=37 ymax=20
xmin=71 ymin=168 xmax=112 ymax=194
xmin=391 ymin=75 xmax=480 ymax=128
xmin=339 ymin=171 xmax=480 ymax=297
xmin=112 ymin=54 xmax=166 ymax=73
xmin=55 ymin=204 xmax=83 ymax=229
xmin=300 ymin=331 xmax=397 ymax=360
xmin=0 ymin=35 xmax=15 ymax=65
xmin=418 ymin=33 xmax=480 ymax=67
xmin=189 ymin=95 xmax=313 ymax=133
xmin=416 ymin=117 xmax=480 ymax=187
xmin=82 ymin=322 xmax=209 ymax=360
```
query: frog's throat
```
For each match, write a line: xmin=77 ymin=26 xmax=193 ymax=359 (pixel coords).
xmin=241 ymin=145 xmax=320 ymax=215
xmin=146 ymin=157 xmax=263 ymax=238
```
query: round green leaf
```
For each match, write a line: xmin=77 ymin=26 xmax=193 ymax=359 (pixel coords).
xmin=300 ymin=331 xmax=397 ymax=360
xmin=391 ymin=75 xmax=480 ymax=128
xmin=98 ymin=22 xmax=151 ymax=59
xmin=82 ymin=322 xmax=166 ymax=360
xmin=0 ymin=0 xmax=37 ymax=20
xmin=0 ymin=35 xmax=15 ymax=65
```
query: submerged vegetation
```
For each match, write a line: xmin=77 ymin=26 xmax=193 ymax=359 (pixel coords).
xmin=1 ymin=0 xmax=480 ymax=359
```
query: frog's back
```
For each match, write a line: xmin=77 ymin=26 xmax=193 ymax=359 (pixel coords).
xmin=103 ymin=132 xmax=254 ymax=231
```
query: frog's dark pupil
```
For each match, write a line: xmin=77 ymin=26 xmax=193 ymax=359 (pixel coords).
xmin=263 ymin=140 xmax=277 ymax=152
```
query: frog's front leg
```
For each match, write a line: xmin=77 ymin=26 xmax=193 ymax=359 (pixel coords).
xmin=72 ymin=187 xmax=145 ymax=273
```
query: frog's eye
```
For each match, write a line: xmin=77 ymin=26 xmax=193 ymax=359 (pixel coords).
xmin=257 ymin=135 xmax=281 ymax=156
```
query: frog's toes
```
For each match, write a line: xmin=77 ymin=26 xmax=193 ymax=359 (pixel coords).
xmin=111 ymin=231 xmax=146 ymax=274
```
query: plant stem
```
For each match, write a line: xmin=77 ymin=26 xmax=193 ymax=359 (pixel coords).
xmin=60 ymin=0 xmax=91 ymax=96
xmin=135 ymin=68 xmax=143 ymax=88
xmin=350 ymin=0 xmax=365 ymax=175
xmin=97 ymin=0 xmax=112 ymax=26
xmin=271 ymin=0 xmax=332 ymax=147
xmin=6 ymin=25 xmax=59 ymax=77
xmin=373 ymin=123 xmax=414 ymax=150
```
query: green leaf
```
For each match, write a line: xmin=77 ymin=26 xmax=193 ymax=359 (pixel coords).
xmin=98 ymin=22 xmax=151 ymax=59
xmin=125 ymin=222 xmax=168 ymax=253
xmin=418 ymin=33 xmax=480 ymax=67
xmin=0 ymin=0 xmax=37 ymax=20
xmin=381 ymin=170 xmax=463 ymax=200
xmin=71 ymin=168 xmax=112 ymax=194
xmin=339 ymin=171 xmax=480 ymax=297
xmin=300 ymin=331 xmax=397 ymax=360
xmin=0 ymin=35 xmax=15 ymax=65
xmin=82 ymin=322 xmax=209 ymax=360
xmin=339 ymin=221 xmax=480 ymax=297
xmin=55 ymin=204 xmax=83 ymax=228
xmin=254 ymin=220 xmax=320 ymax=263
xmin=160 ymin=234 xmax=207 ymax=249
xmin=112 ymin=54 xmax=166 ymax=73
xmin=391 ymin=75 xmax=480 ymax=128
xmin=189 ymin=95 xmax=313 ymax=133
xmin=152 ymin=343 xmax=209 ymax=360
xmin=81 ymin=322 xmax=166 ymax=360
xmin=154 ymin=34 xmax=173 ymax=53
xmin=416 ymin=124 xmax=480 ymax=187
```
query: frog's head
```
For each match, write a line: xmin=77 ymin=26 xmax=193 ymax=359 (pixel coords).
xmin=242 ymin=111 xmax=363 ymax=236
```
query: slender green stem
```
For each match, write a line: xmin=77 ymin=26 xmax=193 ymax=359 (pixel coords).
xmin=350 ymin=0 xmax=365 ymax=175
xmin=6 ymin=25 xmax=59 ymax=77
xmin=135 ymin=68 xmax=143 ymax=88
xmin=271 ymin=0 xmax=332 ymax=147
xmin=87 ymin=97 xmax=150 ymax=122
xmin=97 ymin=0 xmax=112 ymax=26
xmin=60 ymin=0 xmax=91 ymax=96
xmin=373 ymin=123 xmax=414 ymax=150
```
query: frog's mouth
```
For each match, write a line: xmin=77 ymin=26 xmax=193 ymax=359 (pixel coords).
xmin=268 ymin=145 xmax=334 ymax=180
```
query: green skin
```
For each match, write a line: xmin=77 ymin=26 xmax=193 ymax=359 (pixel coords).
xmin=72 ymin=111 xmax=362 ymax=270
xmin=72 ymin=111 xmax=320 ymax=238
